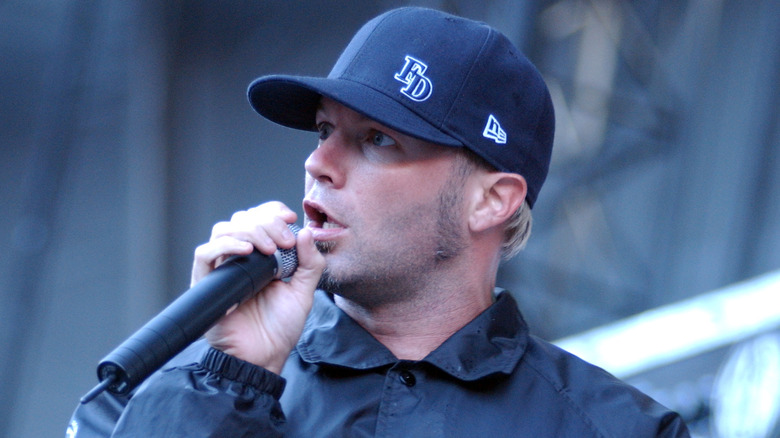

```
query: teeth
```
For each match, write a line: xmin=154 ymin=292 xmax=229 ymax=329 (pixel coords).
xmin=323 ymin=221 xmax=342 ymax=229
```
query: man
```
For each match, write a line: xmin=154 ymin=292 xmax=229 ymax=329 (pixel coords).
xmin=69 ymin=7 xmax=689 ymax=437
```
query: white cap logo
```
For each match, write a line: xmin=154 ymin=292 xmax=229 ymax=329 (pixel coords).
xmin=483 ymin=114 xmax=507 ymax=144
xmin=394 ymin=55 xmax=433 ymax=102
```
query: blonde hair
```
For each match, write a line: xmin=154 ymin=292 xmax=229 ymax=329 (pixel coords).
xmin=501 ymin=199 xmax=532 ymax=260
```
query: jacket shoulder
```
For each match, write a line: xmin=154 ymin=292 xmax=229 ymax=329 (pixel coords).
xmin=520 ymin=336 xmax=690 ymax=437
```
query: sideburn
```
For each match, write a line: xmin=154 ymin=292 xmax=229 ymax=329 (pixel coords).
xmin=433 ymin=154 xmax=472 ymax=262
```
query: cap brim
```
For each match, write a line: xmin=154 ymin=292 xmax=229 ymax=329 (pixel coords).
xmin=247 ymin=75 xmax=463 ymax=148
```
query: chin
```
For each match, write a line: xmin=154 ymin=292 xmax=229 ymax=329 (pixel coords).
xmin=316 ymin=268 xmax=343 ymax=295
xmin=315 ymin=240 xmax=335 ymax=254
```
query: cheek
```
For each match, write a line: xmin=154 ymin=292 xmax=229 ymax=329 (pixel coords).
xmin=362 ymin=173 xmax=445 ymax=227
xmin=368 ymin=166 xmax=438 ymax=200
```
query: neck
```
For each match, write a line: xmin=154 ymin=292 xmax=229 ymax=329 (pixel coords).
xmin=334 ymin=275 xmax=495 ymax=361
xmin=330 ymin=229 xmax=506 ymax=361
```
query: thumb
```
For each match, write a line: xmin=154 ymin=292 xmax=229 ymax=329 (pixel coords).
xmin=288 ymin=227 xmax=325 ymax=292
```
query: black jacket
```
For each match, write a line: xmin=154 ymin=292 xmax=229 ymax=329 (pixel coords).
xmin=68 ymin=291 xmax=690 ymax=437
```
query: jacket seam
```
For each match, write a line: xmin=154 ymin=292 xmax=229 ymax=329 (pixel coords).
xmin=520 ymin=349 xmax=608 ymax=438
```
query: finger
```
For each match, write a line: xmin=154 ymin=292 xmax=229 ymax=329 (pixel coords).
xmin=191 ymin=236 xmax=254 ymax=286
xmin=286 ymin=227 xmax=326 ymax=293
xmin=246 ymin=201 xmax=297 ymax=220
xmin=259 ymin=214 xmax=298 ymax=250
xmin=209 ymin=218 xmax=277 ymax=255
xmin=246 ymin=203 xmax=298 ymax=249
xmin=212 ymin=205 xmax=298 ymax=253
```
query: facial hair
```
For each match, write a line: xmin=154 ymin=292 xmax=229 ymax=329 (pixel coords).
xmin=316 ymin=159 xmax=471 ymax=306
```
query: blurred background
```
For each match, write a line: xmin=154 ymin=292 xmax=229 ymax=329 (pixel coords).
xmin=1 ymin=1 xmax=778 ymax=436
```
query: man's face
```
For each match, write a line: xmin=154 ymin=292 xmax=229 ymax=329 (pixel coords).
xmin=302 ymin=98 xmax=471 ymax=306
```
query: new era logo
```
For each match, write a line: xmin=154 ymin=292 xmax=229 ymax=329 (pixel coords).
xmin=394 ymin=55 xmax=433 ymax=102
xmin=483 ymin=114 xmax=507 ymax=144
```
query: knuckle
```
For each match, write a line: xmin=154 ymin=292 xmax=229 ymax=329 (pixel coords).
xmin=211 ymin=221 xmax=230 ymax=238
xmin=193 ymin=243 xmax=213 ymax=263
xmin=230 ymin=210 xmax=249 ymax=223
xmin=252 ymin=201 xmax=289 ymax=217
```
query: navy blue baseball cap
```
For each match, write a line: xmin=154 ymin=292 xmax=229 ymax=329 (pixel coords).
xmin=248 ymin=7 xmax=554 ymax=207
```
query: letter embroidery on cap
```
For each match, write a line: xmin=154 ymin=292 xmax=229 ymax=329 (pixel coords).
xmin=394 ymin=56 xmax=433 ymax=102
xmin=483 ymin=114 xmax=507 ymax=144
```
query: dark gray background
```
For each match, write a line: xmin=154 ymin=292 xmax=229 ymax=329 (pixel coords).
xmin=1 ymin=1 xmax=778 ymax=436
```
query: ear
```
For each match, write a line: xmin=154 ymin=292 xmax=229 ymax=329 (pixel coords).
xmin=468 ymin=172 xmax=527 ymax=233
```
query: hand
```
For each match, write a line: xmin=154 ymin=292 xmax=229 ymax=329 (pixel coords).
xmin=191 ymin=201 xmax=325 ymax=374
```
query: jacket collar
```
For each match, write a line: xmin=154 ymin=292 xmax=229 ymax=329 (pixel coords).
xmin=295 ymin=290 xmax=529 ymax=381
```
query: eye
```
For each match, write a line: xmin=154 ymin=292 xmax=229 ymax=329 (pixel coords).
xmin=370 ymin=131 xmax=396 ymax=147
xmin=317 ymin=122 xmax=333 ymax=141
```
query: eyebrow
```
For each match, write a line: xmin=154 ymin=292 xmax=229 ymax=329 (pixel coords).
xmin=315 ymin=99 xmax=372 ymax=124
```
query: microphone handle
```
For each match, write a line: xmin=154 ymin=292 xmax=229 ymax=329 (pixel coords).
xmin=82 ymin=242 xmax=296 ymax=404
xmin=96 ymin=250 xmax=277 ymax=396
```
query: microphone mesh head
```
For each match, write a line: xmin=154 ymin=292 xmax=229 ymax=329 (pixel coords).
xmin=274 ymin=224 xmax=300 ymax=279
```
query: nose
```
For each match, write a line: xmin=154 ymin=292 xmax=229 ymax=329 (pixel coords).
xmin=304 ymin=136 xmax=347 ymax=188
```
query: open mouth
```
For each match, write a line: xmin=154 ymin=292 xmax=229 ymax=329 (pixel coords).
xmin=304 ymin=201 xmax=344 ymax=230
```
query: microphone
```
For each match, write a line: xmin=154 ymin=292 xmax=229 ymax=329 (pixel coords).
xmin=80 ymin=225 xmax=300 ymax=404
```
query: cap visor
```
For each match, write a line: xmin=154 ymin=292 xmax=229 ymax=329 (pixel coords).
xmin=248 ymin=75 xmax=462 ymax=148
